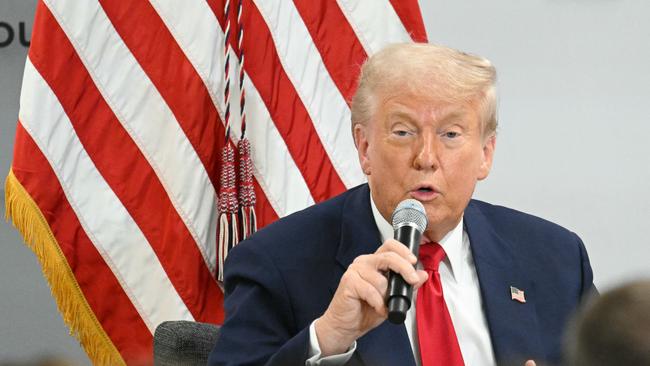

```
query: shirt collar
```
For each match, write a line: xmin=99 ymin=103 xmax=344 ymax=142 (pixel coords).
xmin=369 ymin=192 xmax=465 ymax=281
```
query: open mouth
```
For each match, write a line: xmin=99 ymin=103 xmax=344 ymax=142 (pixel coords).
xmin=410 ymin=185 xmax=438 ymax=201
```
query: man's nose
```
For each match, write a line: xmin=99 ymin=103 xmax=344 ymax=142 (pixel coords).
xmin=413 ymin=133 xmax=438 ymax=170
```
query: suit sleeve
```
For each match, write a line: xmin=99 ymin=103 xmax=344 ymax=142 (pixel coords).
xmin=208 ymin=240 xmax=311 ymax=366
xmin=574 ymin=232 xmax=597 ymax=297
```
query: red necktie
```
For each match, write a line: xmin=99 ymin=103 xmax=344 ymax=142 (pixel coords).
xmin=416 ymin=243 xmax=465 ymax=366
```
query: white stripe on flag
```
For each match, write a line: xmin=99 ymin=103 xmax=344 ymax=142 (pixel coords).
xmin=44 ymin=0 xmax=217 ymax=271
xmin=150 ymin=0 xmax=315 ymax=216
xmin=19 ymin=59 xmax=193 ymax=332
xmin=253 ymin=0 xmax=366 ymax=189
xmin=336 ymin=0 xmax=413 ymax=55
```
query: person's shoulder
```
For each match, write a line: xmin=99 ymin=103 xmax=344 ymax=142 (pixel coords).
xmin=257 ymin=185 xmax=363 ymax=236
xmin=467 ymin=199 xmax=580 ymax=244
xmin=467 ymin=200 xmax=589 ymax=271
xmin=234 ymin=184 xmax=368 ymax=257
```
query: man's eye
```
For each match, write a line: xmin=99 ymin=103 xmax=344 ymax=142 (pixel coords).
xmin=443 ymin=131 xmax=460 ymax=139
xmin=393 ymin=130 xmax=410 ymax=137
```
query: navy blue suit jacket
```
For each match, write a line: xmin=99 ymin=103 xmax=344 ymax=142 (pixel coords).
xmin=209 ymin=184 xmax=594 ymax=365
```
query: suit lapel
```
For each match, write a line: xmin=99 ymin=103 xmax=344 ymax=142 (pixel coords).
xmin=331 ymin=184 xmax=416 ymax=366
xmin=464 ymin=201 xmax=545 ymax=363
xmin=329 ymin=184 xmax=382 ymax=295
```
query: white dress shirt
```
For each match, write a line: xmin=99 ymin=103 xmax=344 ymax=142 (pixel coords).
xmin=306 ymin=194 xmax=496 ymax=365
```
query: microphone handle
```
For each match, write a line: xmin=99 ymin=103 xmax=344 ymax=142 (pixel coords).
xmin=386 ymin=224 xmax=422 ymax=324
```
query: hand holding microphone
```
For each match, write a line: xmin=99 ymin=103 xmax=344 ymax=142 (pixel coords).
xmin=314 ymin=199 xmax=428 ymax=356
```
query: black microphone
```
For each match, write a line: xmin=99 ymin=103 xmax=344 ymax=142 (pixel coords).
xmin=386 ymin=199 xmax=428 ymax=324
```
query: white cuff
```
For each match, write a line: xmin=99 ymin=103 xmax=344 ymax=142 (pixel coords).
xmin=305 ymin=320 xmax=357 ymax=366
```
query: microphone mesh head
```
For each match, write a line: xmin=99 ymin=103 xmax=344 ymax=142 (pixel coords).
xmin=391 ymin=199 xmax=428 ymax=233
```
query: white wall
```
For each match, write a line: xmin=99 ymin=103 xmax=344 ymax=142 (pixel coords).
xmin=419 ymin=0 xmax=650 ymax=290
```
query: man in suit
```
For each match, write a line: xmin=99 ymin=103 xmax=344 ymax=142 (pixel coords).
xmin=209 ymin=43 xmax=595 ymax=366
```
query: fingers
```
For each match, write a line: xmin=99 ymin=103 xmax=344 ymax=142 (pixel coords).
xmin=348 ymin=259 xmax=427 ymax=312
xmin=355 ymin=266 xmax=388 ymax=293
xmin=413 ymin=270 xmax=429 ymax=289
xmin=349 ymin=271 xmax=387 ymax=315
xmin=357 ymin=242 xmax=419 ymax=281
xmin=375 ymin=239 xmax=428 ymax=288
xmin=376 ymin=239 xmax=418 ymax=264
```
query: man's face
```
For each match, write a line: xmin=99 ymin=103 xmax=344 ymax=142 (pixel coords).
xmin=354 ymin=91 xmax=496 ymax=241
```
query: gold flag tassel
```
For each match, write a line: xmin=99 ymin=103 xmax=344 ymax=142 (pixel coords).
xmin=4 ymin=169 xmax=125 ymax=365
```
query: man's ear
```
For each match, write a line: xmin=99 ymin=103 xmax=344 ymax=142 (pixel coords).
xmin=353 ymin=124 xmax=371 ymax=176
xmin=477 ymin=134 xmax=496 ymax=181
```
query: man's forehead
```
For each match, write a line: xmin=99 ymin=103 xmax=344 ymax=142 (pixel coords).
xmin=379 ymin=95 xmax=476 ymax=122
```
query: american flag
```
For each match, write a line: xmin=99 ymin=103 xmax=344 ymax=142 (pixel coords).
xmin=510 ymin=286 xmax=526 ymax=303
xmin=5 ymin=0 xmax=427 ymax=363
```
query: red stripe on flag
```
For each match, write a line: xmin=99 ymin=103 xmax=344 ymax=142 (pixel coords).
xmin=388 ymin=0 xmax=428 ymax=43
xmin=208 ymin=0 xmax=348 ymax=203
xmin=11 ymin=123 xmax=152 ymax=363
xmin=30 ymin=4 xmax=224 ymax=324
xmin=293 ymin=0 xmax=368 ymax=103
xmin=254 ymin=179 xmax=279 ymax=228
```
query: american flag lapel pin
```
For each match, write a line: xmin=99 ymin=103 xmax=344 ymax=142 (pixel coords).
xmin=510 ymin=286 xmax=526 ymax=303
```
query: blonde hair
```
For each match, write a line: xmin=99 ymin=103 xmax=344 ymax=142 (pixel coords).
xmin=351 ymin=43 xmax=497 ymax=138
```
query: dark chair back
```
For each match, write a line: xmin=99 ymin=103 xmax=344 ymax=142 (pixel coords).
xmin=153 ymin=320 xmax=220 ymax=365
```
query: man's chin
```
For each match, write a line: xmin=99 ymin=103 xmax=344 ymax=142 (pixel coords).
xmin=423 ymin=210 xmax=463 ymax=239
